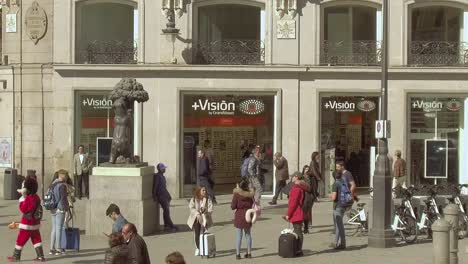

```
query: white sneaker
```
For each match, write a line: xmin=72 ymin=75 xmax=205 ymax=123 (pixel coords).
xmin=195 ymin=248 xmax=199 ymax=256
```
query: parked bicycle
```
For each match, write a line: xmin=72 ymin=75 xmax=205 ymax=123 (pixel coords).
xmin=448 ymin=184 xmax=468 ymax=239
xmin=417 ymin=185 xmax=444 ymax=239
xmin=390 ymin=186 xmax=418 ymax=243
xmin=343 ymin=188 xmax=373 ymax=236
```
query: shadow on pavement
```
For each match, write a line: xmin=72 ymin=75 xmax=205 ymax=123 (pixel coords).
xmin=0 ymin=214 xmax=18 ymax=218
xmin=213 ymin=217 xmax=271 ymax=227
xmin=46 ymin=248 xmax=107 ymax=262
xmin=215 ymin=247 xmax=264 ymax=258
xmin=72 ymin=260 xmax=104 ymax=264
xmin=311 ymin=244 xmax=368 ymax=255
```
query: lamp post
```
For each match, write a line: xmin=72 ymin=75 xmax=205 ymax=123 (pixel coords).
xmin=161 ymin=0 xmax=182 ymax=63
xmin=368 ymin=0 xmax=395 ymax=248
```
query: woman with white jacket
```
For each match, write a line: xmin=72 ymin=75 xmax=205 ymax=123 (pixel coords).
xmin=187 ymin=186 xmax=213 ymax=256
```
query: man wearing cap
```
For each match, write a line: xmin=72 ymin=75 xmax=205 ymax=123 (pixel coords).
xmin=153 ymin=163 xmax=177 ymax=231
xmin=106 ymin=203 xmax=128 ymax=234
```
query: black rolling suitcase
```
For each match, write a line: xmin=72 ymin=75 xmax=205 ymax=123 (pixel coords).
xmin=278 ymin=233 xmax=298 ymax=258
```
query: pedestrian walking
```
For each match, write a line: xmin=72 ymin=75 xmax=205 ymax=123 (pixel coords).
xmin=269 ymin=152 xmax=289 ymax=205
xmin=106 ymin=203 xmax=128 ymax=234
xmin=307 ymin=152 xmax=322 ymax=199
xmin=231 ymin=179 xmax=255 ymax=260
xmin=392 ymin=150 xmax=407 ymax=197
xmin=330 ymin=160 xmax=355 ymax=250
xmin=165 ymin=251 xmax=186 ymax=264
xmin=48 ymin=169 xmax=70 ymax=256
xmin=335 ymin=160 xmax=357 ymax=200
xmin=153 ymin=163 xmax=177 ymax=232
xmin=187 ymin=186 xmax=213 ymax=256
xmin=283 ymin=172 xmax=308 ymax=257
xmin=302 ymin=165 xmax=315 ymax=234
xmin=122 ymin=223 xmax=151 ymax=264
xmin=73 ymin=145 xmax=92 ymax=199
xmin=104 ymin=233 xmax=129 ymax=264
xmin=7 ymin=177 xmax=46 ymax=262
xmin=197 ymin=150 xmax=217 ymax=204
xmin=247 ymin=146 xmax=263 ymax=202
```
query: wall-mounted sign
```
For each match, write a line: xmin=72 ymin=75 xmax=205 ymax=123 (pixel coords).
xmin=446 ymin=99 xmax=462 ymax=112
xmin=0 ymin=137 xmax=12 ymax=168
xmin=324 ymin=100 xmax=355 ymax=112
xmin=277 ymin=20 xmax=296 ymax=39
xmin=25 ymin=1 xmax=47 ymax=45
xmin=375 ymin=120 xmax=391 ymax=139
xmin=424 ymin=139 xmax=448 ymax=179
xmin=412 ymin=100 xmax=443 ymax=112
xmin=6 ymin=13 xmax=17 ymax=33
xmin=357 ymin=100 xmax=376 ymax=112
xmin=239 ymin=99 xmax=265 ymax=115
xmin=82 ymin=96 xmax=113 ymax=110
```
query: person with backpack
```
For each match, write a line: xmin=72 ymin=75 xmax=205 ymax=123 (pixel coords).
xmin=330 ymin=161 xmax=354 ymax=250
xmin=283 ymin=172 xmax=309 ymax=257
xmin=46 ymin=169 xmax=70 ymax=256
xmin=7 ymin=176 xmax=46 ymax=262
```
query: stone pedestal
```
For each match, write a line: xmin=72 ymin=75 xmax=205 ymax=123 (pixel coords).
xmin=85 ymin=166 xmax=159 ymax=236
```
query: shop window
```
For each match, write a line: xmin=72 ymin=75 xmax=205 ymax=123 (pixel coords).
xmin=320 ymin=96 xmax=379 ymax=191
xmin=74 ymin=91 xmax=114 ymax=165
xmin=181 ymin=94 xmax=276 ymax=197
xmin=409 ymin=96 xmax=468 ymax=186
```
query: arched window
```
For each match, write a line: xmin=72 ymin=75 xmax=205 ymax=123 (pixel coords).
xmin=195 ymin=3 xmax=265 ymax=65
xmin=408 ymin=5 xmax=467 ymax=66
xmin=75 ymin=1 xmax=138 ymax=64
xmin=321 ymin=4 xmax=381 ymax=66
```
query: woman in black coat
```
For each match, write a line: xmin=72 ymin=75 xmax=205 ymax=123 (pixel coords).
xmin=104 ymin=233 xmax=129 ymax=264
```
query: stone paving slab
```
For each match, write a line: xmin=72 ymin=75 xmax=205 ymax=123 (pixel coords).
xmin=1 ymin=195 xmax=467 ymax=264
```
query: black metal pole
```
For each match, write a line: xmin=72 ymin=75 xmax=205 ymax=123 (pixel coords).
xmin=368 ymin=0 xmax=395 ymax=248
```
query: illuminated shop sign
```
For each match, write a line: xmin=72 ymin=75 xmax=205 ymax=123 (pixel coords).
xmin=324 ymin=100 xmax=355 ymax=112
xmin=190 ymin=98 xmax=265 ymax=116
xmin=357 ymin=100 xmax=376 ymax=112
xmin=412 ymin=99 xmax=462 ymax=112
xmin=82 ymin=97 xmax=113 ymax=110
xmin=447 ymin=99 xmax=462 ymax=111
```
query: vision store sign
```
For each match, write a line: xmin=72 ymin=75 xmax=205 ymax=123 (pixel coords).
xmin=323 ymin=99 xmax=377 ymax=112
xmin=411 ymin=99 xmax=462 ymax=112
xmin=190 ymin=98 xmax=265 ymax=116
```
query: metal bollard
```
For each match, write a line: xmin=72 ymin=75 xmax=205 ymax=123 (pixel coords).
xmin=432 ymin=219 xmax=450 ymax=264
xmin=444 ymin=204 xmax=459 ymax=264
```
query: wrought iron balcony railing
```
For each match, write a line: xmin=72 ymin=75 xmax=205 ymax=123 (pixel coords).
xmin=195 ymin=39 xmax=264 ymax=65
xmin=409 ymin=41 xmax=468 ymax=66
xmin=320 ymin=40 xmax=382 ymax=66
xmin=76 ymin=40 xmax=137 ymax=64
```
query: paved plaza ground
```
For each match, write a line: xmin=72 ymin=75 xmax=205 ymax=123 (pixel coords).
xmin=1 ymin=194 xmax=467 ymax=264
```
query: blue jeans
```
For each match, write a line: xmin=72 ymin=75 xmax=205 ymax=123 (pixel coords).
xmin=50 ymin=212 xmax=65 ymax=250
xmin=333 ymin=206 xmax=346 ymax=248
xmin=236 ymin=228 xmax=252 ymax=255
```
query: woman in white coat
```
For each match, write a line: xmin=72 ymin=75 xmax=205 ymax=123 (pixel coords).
xmin=187 ymin=186 xmax=213 ymax=256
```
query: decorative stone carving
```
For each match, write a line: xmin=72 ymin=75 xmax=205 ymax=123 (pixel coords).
xmin=162 ymin=0 xmax=184 ymax=18
xmin=25 ymin=1 xmax=47 ymax=45
xmin=276 ymin=0 xmax=297 ymax=18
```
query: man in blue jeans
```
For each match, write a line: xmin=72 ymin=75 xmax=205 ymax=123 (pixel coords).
xmin=153 ymin=163 xmax=177 ymax=232
xmin=330 ymin=161 xmax=354 ymax=250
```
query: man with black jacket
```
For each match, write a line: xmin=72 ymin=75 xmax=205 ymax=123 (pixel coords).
xmin=122 ymin=223 xmax=150 ymax=264
xmin=152 ymin=163 xmax=177 ymax=232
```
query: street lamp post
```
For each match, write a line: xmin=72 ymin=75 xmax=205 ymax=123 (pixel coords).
xmin=368 ymin=0 xmax=395 ymax=248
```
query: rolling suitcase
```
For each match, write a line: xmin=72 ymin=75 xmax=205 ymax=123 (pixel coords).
xmin=199 ymin=232 xmax=216 ymax=258
xmin=278 ymin=233 xmax=297 ymax=258
xmin=61 ymin=227 xmax=80 ymax=252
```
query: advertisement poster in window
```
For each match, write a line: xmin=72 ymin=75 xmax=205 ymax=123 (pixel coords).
xmin=96 ymin=137 xmax=113 ymax=166
xmin=0 ymin=137 xmax=12 ymax=168
xmin=424 ymin=139 xmax=448 ymax=178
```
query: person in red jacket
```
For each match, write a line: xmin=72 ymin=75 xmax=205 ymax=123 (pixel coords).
xmin=7 ymin=177 xmax=46 ymax=262
xmin=283 ymin=172 xmax=309 ymax=257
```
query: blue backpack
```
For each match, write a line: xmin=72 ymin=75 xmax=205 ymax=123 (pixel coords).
xmin=43 ymin=183 xmax=60 ymax=210
xmin=338 ymin=179 xmax=354 ymax=208
xmin=241 ymin=157 xmax=251 ymax=177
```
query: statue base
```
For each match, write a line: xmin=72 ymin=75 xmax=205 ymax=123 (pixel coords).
xmin=85 ymin=166 xmax=159 ymax=236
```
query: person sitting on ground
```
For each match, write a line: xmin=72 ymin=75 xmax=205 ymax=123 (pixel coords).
xmin=106 ymin=203 xmax=128 ymax=234
xmin=104 ymin=232 xmax=129 ymax=264
xmin=231 ymin=179 xmax=255 ymax=260
xmin=122 ymin=223 xmax=151 ymax=264
xmin=283 ymin=171 xmax=308 ymax=257
xmin=187 ymin=186 xmax=213 ymax=256
xmin=165 ymin=251 xmax=186 ymax=264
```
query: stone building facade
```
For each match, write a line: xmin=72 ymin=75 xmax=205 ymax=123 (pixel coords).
xmin=1 ymin=0 xmax=468 ymax=198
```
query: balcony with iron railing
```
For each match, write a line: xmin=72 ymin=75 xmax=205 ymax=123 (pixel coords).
xmin=320 ymin=40 xmax=382 ymax=66
xmin=408 ymin=41 xmax=468 ymax=67
xmin=76 ymin=40 xmax=138 ymax=64
xmin=194 ymin=39 xmax=265 ymax=65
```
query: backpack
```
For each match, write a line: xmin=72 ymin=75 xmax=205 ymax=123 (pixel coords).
xmin=337 ymin=179 xmax=354 ymax=208
xmin=24 ymin=198 xmax=43 ymax=221
xmin=241 ymin=157 xmax=251 ymax=177
xmin=43 ymin=183 xmax=60 ymax=210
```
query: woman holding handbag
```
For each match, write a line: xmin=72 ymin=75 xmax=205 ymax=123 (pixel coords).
xmin=231 ymin=179 xmax=254 ymax=260
xmin=187 ymin=186 xmax=213 ymax=256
